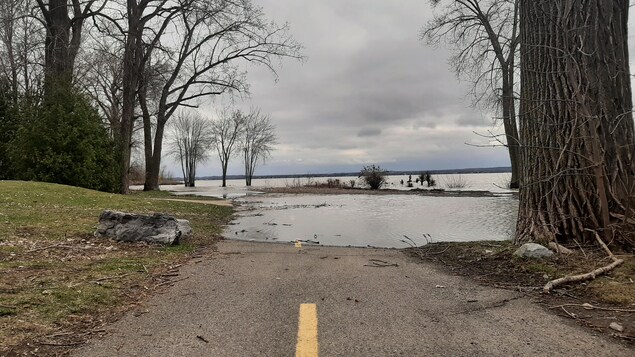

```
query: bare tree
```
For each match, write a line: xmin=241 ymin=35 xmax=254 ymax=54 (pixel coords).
xmin=34 ymin=0 xmax=106 ymax=94
xmin=241 ymin=108 xmax=276 ymax=186
xmin=168 ymin=110 xmax=213 ymax=187
xmin=211 ymin=109 xmax=244 ymax=187
xmin=422 ymin=0 xmax=521 ymax=188
xmin=517 ymin=0 xmax=635 ymax=249
xmin=0 ymin=0 xmax=44 ymax=102
xmin=104 ymin=0 xmax=182 ymax=193
xmin=141 ymin=0 xmax=302 ymax=191
xmin=79 ymin=37 xmax=124 ymax=134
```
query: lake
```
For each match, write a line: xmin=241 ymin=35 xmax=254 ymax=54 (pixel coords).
xmin=152 ymin=173 xmax=518 ymax=248
xmin=149 ymin=172 xmax=519 ymax=248
xmin=225 ymin=193 xmax=518 ymax=248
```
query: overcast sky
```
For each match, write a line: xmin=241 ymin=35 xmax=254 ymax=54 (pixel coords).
xmin=186 ymin=1 xmax=521 ymax=176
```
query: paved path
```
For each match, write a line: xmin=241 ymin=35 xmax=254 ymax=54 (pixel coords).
xmin=75 ymin=241 xmax=632 ymax=356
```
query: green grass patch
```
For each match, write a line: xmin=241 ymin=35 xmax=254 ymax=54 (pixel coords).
xmin=0 ymin=180 xmax=233 ymax=354
xmin=522 ymin=262 xmax=559 ymax=276
xmin=0 ymin=307 xmax=16 ymax=316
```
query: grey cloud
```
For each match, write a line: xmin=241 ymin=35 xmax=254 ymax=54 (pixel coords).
xmin=455 ymin=113 xmax=489 ymax=127
xmin=193 ymin=0 xmax=516 ymax=177
xmin=357 ymin=128 xmax=382 ymax=137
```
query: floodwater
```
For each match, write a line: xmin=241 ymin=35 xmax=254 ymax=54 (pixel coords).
xmin=224 ymin=193 xmax=518 ymax=248
xmin=143 ymin=172 xmax=519 ymax=248
xmin=151 ymin=172 xmax=514 ymax=199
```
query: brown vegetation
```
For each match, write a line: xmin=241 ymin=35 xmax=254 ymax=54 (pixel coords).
xmin=406 ymin=241 xmax=635 ymax=345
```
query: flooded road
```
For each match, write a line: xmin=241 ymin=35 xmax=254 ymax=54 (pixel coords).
xmin=224 ymin=194 xmax=518 ymax=248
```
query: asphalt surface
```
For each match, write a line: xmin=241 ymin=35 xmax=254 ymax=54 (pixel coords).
xmin=75 ymin=240 xmax=632 ymax=356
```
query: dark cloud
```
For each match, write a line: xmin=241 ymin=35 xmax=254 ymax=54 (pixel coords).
xmin=357 ymin=128 xmax=382 ymax=137
xmin=191 ymin=0 xmax=518 ymax=176
xmin=455 ymin=113 xmax=489 ymax=127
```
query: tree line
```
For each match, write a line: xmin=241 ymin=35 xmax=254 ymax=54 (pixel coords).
xmin=169 ymin=107 xmax=276 ymax=188
xmin=424 ymin=0 xmax=635 ymax=250
xmin=0 ymin=0 xmax=300 ymax=193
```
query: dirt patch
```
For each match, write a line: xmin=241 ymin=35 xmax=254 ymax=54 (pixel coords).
xmin=0 ymin=234 xmax=219 ymax=356
xmin=404 ymin=241 xmax=635 ymax=346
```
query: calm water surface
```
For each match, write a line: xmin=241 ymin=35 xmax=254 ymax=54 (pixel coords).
xmin=224 ymin=193 xmax=518 ymax=248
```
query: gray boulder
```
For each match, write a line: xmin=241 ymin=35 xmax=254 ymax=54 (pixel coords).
xmin=548 ymin=242 xmax=574 ymax=255
xmin=95 ymin=210 xmax=192 ymax=245
xmin=513 ymin=243 xmax=554 ymax=258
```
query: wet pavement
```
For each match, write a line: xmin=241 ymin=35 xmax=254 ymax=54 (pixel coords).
xmin=75 ymin=241 xmax=632 ymax=357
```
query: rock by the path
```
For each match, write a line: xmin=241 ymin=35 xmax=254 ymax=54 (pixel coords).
xmin=548 ymin=242 xmax=574 ymax=255
xmin=95 ymin=210 xmax=192 ymax=245
xmin=513 ymin=243 xmax=554 ymax=259
xmin=609 ymin=322 xmax=624 ymax=332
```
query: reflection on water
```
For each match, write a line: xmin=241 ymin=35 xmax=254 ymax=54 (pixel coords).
xmin=224 ymin=194 xmax=518 ymax=248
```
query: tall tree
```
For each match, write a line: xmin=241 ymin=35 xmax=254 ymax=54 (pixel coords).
xmin=113 ymin=0 xmax=180 ymax=193
xmin=80 ymin=35 xmax=124 ymax=135
xmin=211 ymin=109 xmax=244 ymax=187
xmin=241 ymin=108 xmax=276 ymax=186
xmin=168 ymin=110 xmax=213 ymax=187
xmin=516 ymin=0 xmax=635 ymax=248
xmin=141 ymin=0 xmax=302 ymax=191
xmin=35 ymin=0 xmax=104 ymax=94
xmin=422 ymin=0 xmax=521 ymax=188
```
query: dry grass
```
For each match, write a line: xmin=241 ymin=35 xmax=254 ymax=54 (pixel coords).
xmin=0 ymin=181 xmax=232 ymax=355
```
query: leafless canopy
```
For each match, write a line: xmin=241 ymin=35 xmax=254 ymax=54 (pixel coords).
xmin=0 ymin=0 xmax=45 ymax=101
xmin=421 ymin=0 xmax=521 ymax=188
xmin=421 ymin=0 xmax=518 ymax=106
xmin=211 ymin=108 xmax=245 ymax=187
xmin=241 ymin=108 xmax=277 ymax=186
xmin=168 ymin=110 xmax=213 ymax=187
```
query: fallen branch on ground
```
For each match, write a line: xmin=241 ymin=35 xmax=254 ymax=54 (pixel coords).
xmin=93 ymin=273 xmax=131 ymax=283
xmin=27 ymin=244 xmax=74 ymax=253
xmin=364 ymin=259 xmax=399 ymax=268
xmin=548 ymin=303 xmax=635 ymax=313
xmin=543 ymin=231 xmax=624 ymax=293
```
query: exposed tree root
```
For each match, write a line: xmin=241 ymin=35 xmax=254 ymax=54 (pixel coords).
xmin=543 ymin=231 xmax=624 ymax=293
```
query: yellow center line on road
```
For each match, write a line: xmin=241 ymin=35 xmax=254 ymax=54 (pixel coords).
xmin=296 ymin=303 xmax=318 ymax=357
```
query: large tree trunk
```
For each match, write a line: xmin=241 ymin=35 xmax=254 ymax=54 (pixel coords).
xmin=144 ymin=118 xmax=165 ymax=191
xmin=118 ymin=2 xmax=143 ymax=194
xmin=139 ymin=79 xmax=154 ymax=191
xmin=41 ymin=0 xmax=84 ymax=95
xmin=221 ymin=161 xmax=228 ymax=187
xmin=516 ymin=0 xmax=635 ymax=248
xmin=502 ymin=71 xmax=521 ymax=189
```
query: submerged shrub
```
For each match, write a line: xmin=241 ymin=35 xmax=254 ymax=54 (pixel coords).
xmin=359 ymin=164 xmax=387 ymax=190
xmin=419 ymin=171 xmax=436 ymax=187
xmin=443 ymin=174 xmax=469 ymax=189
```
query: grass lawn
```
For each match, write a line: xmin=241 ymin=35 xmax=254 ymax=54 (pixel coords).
xmin=0 ymin=181 xmax=233 ymax=355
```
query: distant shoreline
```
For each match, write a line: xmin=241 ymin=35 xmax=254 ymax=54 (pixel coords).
xmin=192 ymin=166 xmax=512 ymax=182
xmin=259 ymin=186 xmax=517 ymax=197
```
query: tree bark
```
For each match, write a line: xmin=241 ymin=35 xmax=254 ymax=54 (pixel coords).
xmin=38 ymin=0 xmax=87 ymax=95
xmin=502 ymin=70 xmax=521 ymax=189
xmin=118 ymin=1 xmax=144 ymax=194
xmin=144 ymin=117 xmax=165 ymax=191
xmin=516 ymin=0 xmax=635 ymax=248
xmin=139 ymin=75 xmax=154 ymax=191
